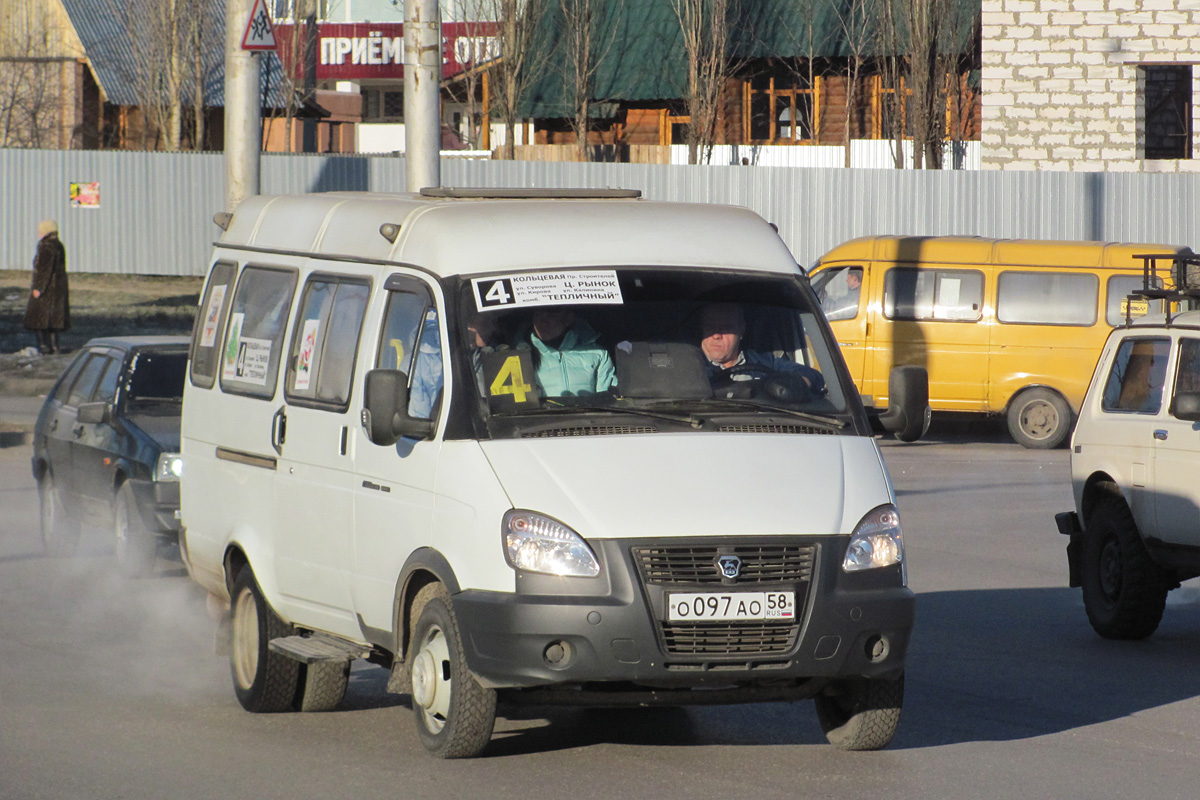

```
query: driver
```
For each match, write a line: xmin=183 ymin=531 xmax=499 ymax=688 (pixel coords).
xmin=699 ymin=303 xmax=825 ymax=395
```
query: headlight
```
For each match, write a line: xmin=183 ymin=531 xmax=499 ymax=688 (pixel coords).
xmin=155 ymin=452 xmax=183 ymax=482
xmin=842 ymin=504 xmax=905 ymax=579
xmin=503 ymin=510 xmax=600 ymax=578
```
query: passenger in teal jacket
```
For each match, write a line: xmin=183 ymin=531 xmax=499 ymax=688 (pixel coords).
xmin=521 ymin=307 xmax=615 ymax=398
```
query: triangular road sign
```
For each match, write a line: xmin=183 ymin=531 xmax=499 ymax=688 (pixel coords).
xmin=241 ymin=0 xmax=277 ymax=51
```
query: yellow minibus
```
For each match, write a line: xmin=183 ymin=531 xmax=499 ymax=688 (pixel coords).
xmin=810 ymin=236 xmax=1191 ymax=448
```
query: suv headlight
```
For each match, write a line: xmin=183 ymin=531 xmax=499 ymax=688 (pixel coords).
xmin=155 ymin=452 xmax=183 ymax=482
xmin=503 ymin=510 xmax=600 ymax=578
xmin=842 ymin=504 xmax=905 ymax=580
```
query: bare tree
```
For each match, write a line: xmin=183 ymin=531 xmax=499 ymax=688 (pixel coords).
xmin=898 ymin=0 xmax=953 ymax=169
xmin=447 ymin=0 xmax=502 ymax=150
xmin=0 ymin=0 xmax=70 ymax=148
xmin=671 ymin=0 xmax=730 ymax=165
xmin=832 ymin=0 xmax=876 ymax=168
xmin=876 ymin=0 xmax=907 ymax=167
xmin=483 ymin=0 xmax=553 ymax=159
xmin=556 ymin=0 xmax=618 ymax=161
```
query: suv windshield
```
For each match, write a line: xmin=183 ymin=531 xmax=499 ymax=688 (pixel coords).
xmin=456 ymin=268 xmax=854 ymax=438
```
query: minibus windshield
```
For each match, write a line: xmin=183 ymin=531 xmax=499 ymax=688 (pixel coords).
xmin=457 ymin=268 xmax=854 ymax=437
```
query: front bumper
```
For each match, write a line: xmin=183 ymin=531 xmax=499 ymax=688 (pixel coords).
xmin=127 ymin=479 xmax=181 ymax=536
xmin=453 ymin=536 xmax=914 ymax=699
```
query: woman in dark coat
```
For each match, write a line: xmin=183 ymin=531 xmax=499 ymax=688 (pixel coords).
xmin=24 ymin=219 xmax=70 ymax=354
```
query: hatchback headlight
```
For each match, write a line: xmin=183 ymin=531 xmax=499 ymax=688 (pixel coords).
xmin=503 ymin=510 xmax=600 ymax=577
xmin=155 ymin=452 xmax=183 ymax=482
xmin=843 ymin=504 xmax=905 ymax=579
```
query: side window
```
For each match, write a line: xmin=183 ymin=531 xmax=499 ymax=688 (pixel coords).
xmin=1101 ymin=337 xmax=1170 ymax=414
xmin=66 ymin=354 xmax=111 ymax=408
xmin=220 ymin=265 xmax=298 ymax=399
xmin=285 ymin=276 xmax=371 ymax=409
xmin=1173 ymin=338 xmax=1200 ymax=397
xmin=813 ymin=266 xmax=864 ymax=322
xmin=128 ymin=352 xmax=188 ymax=402
xmin=997 ymin=271 xmax=1098 ymax=326
xmin=378 ymin=283 xmax=441 ymax=421
xmin=51 ymin=352 xmax=90 ymax=403
xmin=93 ymin=357 xmax=123 ymax=404
xmin=1106 ymin=274 xmax=1164 ymax=326
xmin=883 ymin=268 xmax=983 ymax=321
xmin=190 ymin=261 xmax=237 ymax=388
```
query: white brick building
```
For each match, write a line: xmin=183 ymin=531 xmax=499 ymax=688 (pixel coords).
xmin=982 ymin=0 xmax=1200 ymax=171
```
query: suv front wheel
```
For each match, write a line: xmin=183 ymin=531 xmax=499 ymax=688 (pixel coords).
xmin=1081 ymin=495 xmax=1171 ymax=640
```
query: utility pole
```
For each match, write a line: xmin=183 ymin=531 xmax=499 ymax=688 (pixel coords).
xmin=404 ymin=0 xmax=441 ymax=192
xmin=226 ymin=0 xmax=262 ymax=210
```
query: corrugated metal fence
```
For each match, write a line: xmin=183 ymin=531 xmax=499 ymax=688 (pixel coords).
xmin=3 ymin=148 xmax=1199 ymax=276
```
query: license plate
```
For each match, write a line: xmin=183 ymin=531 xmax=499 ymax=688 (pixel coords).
xmin=667 ymin=591 xmax=795 ymax=622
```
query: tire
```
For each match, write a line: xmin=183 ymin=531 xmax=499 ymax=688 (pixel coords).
xmin=1007 ymin=388 xmax=1072 ymax=449
xmin=39 ymin=472 xmax=80 ymax=557
xmin=113 ymin=482 xmax=157 ymax=578
xmin=296 ymin=661 xmax=350 ymax=712
xmin=229 ymin=567 xmax=300 ymax=713
xmin=1081 ymin=495 xmax=1170 ymax=640
xmin=814 ymin=673 xmax=904 ymax=751
xmin=408 ymin=583 xmax=496 ymax=758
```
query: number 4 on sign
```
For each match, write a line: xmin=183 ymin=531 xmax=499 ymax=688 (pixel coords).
xmin=242 ymin=0 xmax=277 ymax=51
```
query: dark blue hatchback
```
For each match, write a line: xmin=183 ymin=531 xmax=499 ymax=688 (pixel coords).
xmin=31 ymin=336 xmax=189 ymax=576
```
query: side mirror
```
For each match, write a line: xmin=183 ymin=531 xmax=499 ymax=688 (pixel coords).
xmin=77 ymin=401 xmax=111 ymax=425
xmin=873 ymin=365 xmax=930 ymax=442
xmin=1171 ymin=391 xmax=1200 ymax=422
xmin=362 ymin=369 xmax=434 ymax=446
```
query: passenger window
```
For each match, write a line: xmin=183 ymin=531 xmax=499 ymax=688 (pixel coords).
xmin=813 ymin=266 xmax=864 ymax=322
xmin=1173 ymin=339 xmax=1200 ymax=397
xmin=883 ymin=268 xmax=983 ymax=321
xmin=51 ymin=353 xmax=90 ymax=403
xmin=285 ymin=276 xmax=370 ymax=409
xmin=66 ymin=355 xmax=111 ymax=407
xmin=220 ymin=265 xmax=298 ymax=399
xmin=997 ymin=271 xmax=1098 ymax=326
xmin=190 ymin=261 xmax=237 ymax=388
xmin=1102 ymin=337 xmax=1170 ymax=414
xmin=378 ymin=286 xmax=441 ymax=421
xmin=1106 ymin=275 xmax=1164 ymax=326
xmin=93 ymin=357 xmax=123 ymax=404
xmin=128 ymin=352 xmax=188 ymax=402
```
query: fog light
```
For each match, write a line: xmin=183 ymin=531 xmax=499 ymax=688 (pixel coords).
xmin=864 ymin=634 xmax=890 ymax=662
xmin=543 ymin=640 xmax=572 ymax=668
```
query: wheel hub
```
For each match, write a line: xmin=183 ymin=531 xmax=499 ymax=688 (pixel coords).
xmin=1100 ymin=539 xmax=1122 ymax=601
xmin=411 ymin=649 xmax=437 ymax=709
xmin=1022 ymin=401 xmax=1057 ymax=438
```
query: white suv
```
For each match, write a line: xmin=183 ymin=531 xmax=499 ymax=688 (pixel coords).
xmin=1057 ymin=270 xmax=1200 ymax=640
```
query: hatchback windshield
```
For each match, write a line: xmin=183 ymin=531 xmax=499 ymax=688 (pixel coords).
xmin=456 ymin=268 xmax=853 ymax=437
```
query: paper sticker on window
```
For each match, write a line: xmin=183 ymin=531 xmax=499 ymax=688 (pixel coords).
xmin=200 ymin=284 xmax=227 ymax=348
xmin=1121 ymin=298 xmax=1149 ymax=317
xmin=222 ymin=312 xmax=245 ymax=380
xmin=295 ymin=319 xmax=320 ymax=390
xmin=221 ymin=312 xmax=272 ymax=386
xmin=480 ymin=349 xmax=540 ymax=410
xmin=472 ymin=270 xmax=623 ymax=311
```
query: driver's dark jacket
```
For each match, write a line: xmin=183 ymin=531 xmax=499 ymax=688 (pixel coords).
xmin=705 ymin=349 xmax=826 ymax=394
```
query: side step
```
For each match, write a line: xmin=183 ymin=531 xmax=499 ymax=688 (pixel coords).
xmin=269 ymin=633 xmax=372 ymax=664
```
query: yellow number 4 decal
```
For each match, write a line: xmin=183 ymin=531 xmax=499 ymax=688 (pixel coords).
xmin=490 ymin=355 xmax=534 ymax=403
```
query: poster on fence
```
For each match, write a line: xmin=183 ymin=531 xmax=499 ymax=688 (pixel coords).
xmin=70 ymin=182 xmax=100 ymax=208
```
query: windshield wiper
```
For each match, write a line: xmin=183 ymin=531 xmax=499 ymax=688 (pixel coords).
xmin=679 ymin=397 xmax=846 ymax=429
xmin=495 ymin=401 xmax=707 ymax=428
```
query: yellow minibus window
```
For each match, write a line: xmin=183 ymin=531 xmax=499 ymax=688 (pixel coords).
xmin=997 ymin=271 xmax=1097 ymax=326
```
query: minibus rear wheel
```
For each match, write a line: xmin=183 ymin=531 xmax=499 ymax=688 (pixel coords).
xmin=814 ymin=672 xmax=904 ymax=750
xmin=1007 ymin=388 xmax=1072 ymax=449
xmin=408 ymin=583 xmax=497 ymax=758
xmin=230 ymin=567 xmax=300 ymax=712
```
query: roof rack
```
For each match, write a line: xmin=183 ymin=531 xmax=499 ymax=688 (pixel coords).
xmin=1126 ymin=252 xmax=1200 ymax=326
xmin=420 ymin=187 xmax=642 ymax=199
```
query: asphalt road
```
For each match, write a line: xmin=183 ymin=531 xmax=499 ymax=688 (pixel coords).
xmin=2 ymin=424 xmax=1199 ymax=800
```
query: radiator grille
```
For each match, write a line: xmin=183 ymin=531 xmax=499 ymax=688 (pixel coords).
xmin=634 ymin=544 xmax=817 ymax=585
xmin=659 ymin=621 xmax=799 ymax=655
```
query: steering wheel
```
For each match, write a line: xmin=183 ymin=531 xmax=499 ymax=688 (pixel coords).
xmin=762 ymin=371 xmax=814 ymax=404
xmin=711 ymin=362 xmax=775 ymax=399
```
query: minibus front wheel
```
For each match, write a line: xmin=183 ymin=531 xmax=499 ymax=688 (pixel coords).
xmin=1007 ymin=388 xmax=1072 ymax=449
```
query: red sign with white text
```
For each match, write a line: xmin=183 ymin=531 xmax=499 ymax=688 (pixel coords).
xmin=273 ymin=22 xmax=500 ymax=81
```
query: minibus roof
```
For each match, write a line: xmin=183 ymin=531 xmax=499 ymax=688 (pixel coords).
xmin=817 ymin=235 xmax=1191 ymax=269
xmin=215 ymin=190 xmax=801 ymax=277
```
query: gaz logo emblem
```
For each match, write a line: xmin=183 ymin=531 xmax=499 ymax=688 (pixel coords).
xmin=717 ymin=555 xmax=742 ymax=580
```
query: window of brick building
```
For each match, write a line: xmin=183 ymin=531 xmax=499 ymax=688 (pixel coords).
xmin=1142 ymin=65 xmax=1192 ymax=160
